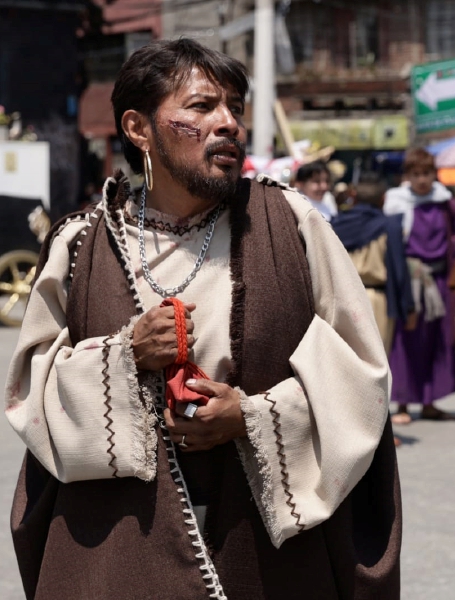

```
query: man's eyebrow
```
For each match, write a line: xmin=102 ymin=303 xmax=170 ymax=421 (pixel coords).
xmin=186 ymin=92 xmax=219 ymax=101
xmin=185 ymin=92 xmax=244 ymax=104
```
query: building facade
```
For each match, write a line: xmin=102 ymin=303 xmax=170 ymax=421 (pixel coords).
xmin=163 ymin=1 xmax=455 ymax=153
xmin=79 ymin=0 xmax=162 ymax=179
xmin=77 ymin=0 xmax=455 ymax=178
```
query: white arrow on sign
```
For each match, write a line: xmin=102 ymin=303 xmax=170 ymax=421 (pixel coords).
xmin=416 ymin=71 xmax=455 ymax=110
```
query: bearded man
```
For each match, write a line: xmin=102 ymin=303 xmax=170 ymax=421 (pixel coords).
xmin=5 ymin=39 xmax=400 ymax=600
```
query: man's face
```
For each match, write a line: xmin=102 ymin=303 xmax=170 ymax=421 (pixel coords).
xmin=408 ymin=166 xmax=435 ymax=196
xmin=150 ymin=68 xmax=247 ymax=203
xmin=296 ymin=172 xmax=330 ymax=202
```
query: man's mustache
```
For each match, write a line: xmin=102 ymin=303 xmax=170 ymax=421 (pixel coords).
xmin=205 ymin=139 xmax=246 ymax=163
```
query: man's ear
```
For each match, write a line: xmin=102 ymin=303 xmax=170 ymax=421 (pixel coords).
xmin=121 ymin=110 xmax=151 ymax=151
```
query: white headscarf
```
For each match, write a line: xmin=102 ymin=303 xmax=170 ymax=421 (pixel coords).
xmin=383 ymin=181 xmax=451 ymax=239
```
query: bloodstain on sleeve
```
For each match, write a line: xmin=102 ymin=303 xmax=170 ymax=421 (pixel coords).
xmin=84 ymin=342 xmax=100 ymax=350
xmin=7 ymin=380 xmax=21 ymax=400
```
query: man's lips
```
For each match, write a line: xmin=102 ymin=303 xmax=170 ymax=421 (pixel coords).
xmin=208 ymin=145 xmax=241 ymax=165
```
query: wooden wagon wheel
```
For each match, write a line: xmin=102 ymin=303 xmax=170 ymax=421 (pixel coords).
xmin=0 ymin=250 xmax=39 ymax=327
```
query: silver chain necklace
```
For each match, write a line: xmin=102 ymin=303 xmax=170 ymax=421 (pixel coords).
xmin=138 ymin=184 xmax=222 ymax=298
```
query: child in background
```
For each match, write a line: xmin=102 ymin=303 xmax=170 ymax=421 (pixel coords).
xmin=294 ymin=161 xmax=336 ymax=221
xmin=384 ymin=148 xmax=455 ymax=423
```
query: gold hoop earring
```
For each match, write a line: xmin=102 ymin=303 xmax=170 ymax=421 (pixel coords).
xmin=143 ymin=150 xmax=153 ymax=191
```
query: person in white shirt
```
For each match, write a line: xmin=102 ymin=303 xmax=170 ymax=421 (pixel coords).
xmin=294 ymin=161 xmax=336 ymax=221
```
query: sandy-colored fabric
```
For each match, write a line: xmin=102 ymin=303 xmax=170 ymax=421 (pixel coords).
xmin=4 ymin=218 xmax=156 ymax=483
xmin=236 ymin=190 xmax=390 ymax=546
xmin=124 ymin=199 xmax=233 ymax=384
xmin=347 ymin=234 xmax=395 ymax=352
xmin=364 ymin=288 xmax=395 ymax=354
xmin=349 ymin=233 xmax=387 ymax=287
xmin=4 ymin=183 xmax=390 ymax=547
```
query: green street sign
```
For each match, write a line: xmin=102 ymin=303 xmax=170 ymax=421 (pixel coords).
xmin=412 ymin=59 xmax=455 ymax=134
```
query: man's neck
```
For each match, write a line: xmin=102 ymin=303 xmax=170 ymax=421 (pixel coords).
xmin=144 ymin=171 xmax=217 ymax=218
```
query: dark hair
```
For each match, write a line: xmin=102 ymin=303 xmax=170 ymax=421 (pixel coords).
xmin=111 ymin=38 xmax=249 ymax=174
xmin=355 ymin=181 xmax=387 ymax=207
xmin=295 ymin=160 xmax=330 ymax=183
xmin=403 ymin=147 xmax=435 ymax=174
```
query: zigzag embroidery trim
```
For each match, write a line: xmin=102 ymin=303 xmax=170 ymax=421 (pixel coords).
xmin=151 ymin=374 xmax=227 ymax=600
xmin=263 ymin=392 xmax=305 ymax=532
xmin=126 ymin=203 xmax=224 ymax=237
xmin=101 ymin=334 xmax=118 ymax=477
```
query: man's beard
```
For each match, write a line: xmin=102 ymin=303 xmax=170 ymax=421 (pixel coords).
xmin=151 ymin=120 xmax=246 ymax=204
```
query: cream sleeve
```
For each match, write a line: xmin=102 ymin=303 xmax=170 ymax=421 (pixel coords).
xmin=4 ymin=220 xmax=157 ymax=484
xmin=236 ymin=191 xmax=391 ymax=549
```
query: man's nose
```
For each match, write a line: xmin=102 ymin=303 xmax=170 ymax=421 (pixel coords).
xmin=214 ymin=105 xmax=240 ymax=137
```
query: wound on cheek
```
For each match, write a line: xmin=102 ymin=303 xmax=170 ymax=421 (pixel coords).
xmin=168 ymin=120 xmax=201 ymax=141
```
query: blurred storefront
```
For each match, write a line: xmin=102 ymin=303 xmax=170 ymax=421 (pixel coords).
xmin=285 ymin=115 xmax=409 ymax=151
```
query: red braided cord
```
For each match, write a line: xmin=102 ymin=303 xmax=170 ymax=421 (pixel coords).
xmin=161 ymin=298 xmax=188 ymax=364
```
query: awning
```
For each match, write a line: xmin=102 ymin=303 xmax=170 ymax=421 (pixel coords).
xmin=79 ymin=82 xmax=116 ymax=138
xmin=427 ymin=137 xmax=455 ymax=156
xmin=92 ymin=0 xmax=161 ymax=36
xmin=278 ymin=78 xmax=409 ymax=100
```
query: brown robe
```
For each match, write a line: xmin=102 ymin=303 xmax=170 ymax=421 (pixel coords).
xmin=11 ymin=174 xmax=401 ymax=599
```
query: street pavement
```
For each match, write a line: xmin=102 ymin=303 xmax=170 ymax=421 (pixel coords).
xmin=0 ymin=326 xmax=454 ymax=599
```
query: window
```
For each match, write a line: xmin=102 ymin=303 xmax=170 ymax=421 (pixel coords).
xmin=354 ymin=6 xmax=379 ymax=66
xmin=427 ymin=0 xmax=455 ymax=59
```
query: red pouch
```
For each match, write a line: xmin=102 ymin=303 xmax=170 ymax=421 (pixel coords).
xmin=161 ymin=298 xmax=210 ymax=410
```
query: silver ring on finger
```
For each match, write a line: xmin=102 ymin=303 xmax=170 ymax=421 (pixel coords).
xmin=179 ymin=434 xmax=188 ymax=449
xmin=183 ymin=402 xmax=198 ymax=419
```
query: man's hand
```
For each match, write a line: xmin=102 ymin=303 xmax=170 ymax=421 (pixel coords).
xmin=132 ymin=303 xmax=196 ymax=371
xmin=164 ymin=379 xmax=247 ymax=452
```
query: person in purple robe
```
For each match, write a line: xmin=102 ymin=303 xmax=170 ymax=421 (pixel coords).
xmin=384 ymin=147 xmax=455 ymax=423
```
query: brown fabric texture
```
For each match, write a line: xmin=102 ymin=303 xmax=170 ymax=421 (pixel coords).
xmin=11 ymin=173 xmax=401 ymax=599
xmin=13 ymin=204 xmax=210 ymax=599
